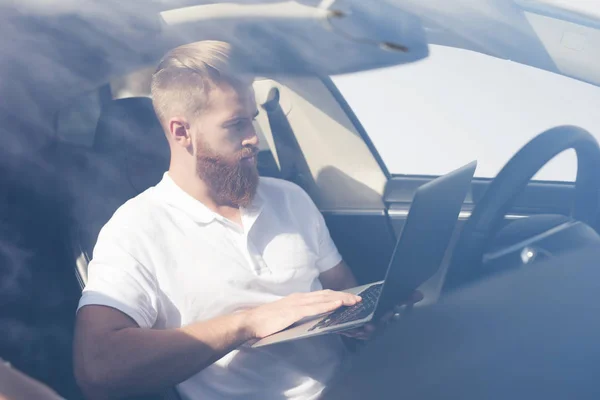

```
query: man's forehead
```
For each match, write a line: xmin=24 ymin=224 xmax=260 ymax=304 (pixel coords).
xmin=206 ymin=83 xmax=256 ymax=115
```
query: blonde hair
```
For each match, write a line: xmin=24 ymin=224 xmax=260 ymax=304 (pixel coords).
xmin=151 ymin=40 xmax=250 ymax=129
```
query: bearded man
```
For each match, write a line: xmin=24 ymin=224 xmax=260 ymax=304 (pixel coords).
xmin=73 ymin=41 xmax=381 ymax=400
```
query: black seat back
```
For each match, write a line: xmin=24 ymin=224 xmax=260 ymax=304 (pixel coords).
xmin=73 ymin=97 xmax=169 ymax=287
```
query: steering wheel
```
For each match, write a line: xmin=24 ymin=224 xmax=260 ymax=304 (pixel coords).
xmin=444 ymin=125 xmax=600 ymax=291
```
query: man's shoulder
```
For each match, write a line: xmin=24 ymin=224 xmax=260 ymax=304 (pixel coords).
xmin=103 ymin=187 xmax=164 ymax=233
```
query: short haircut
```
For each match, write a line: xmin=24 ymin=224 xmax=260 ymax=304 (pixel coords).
xmin=150 ymin=40 xmax=250 ymax=130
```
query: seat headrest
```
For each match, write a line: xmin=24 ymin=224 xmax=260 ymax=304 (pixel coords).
xmin=92 ymin=97 xmax=170 ymax=193
xmin=93 ymin=97 xmax=168 ymax=159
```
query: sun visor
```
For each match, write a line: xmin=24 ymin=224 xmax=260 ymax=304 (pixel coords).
xmin=158 ymin=1 xmax=429 ymax=76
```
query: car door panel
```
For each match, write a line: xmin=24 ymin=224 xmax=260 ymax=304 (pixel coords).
xmin=323 ymin=210 xmax=397 ymax=286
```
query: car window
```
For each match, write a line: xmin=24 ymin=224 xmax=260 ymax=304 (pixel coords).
xmin=332 ymin=45 xmax=600 ymax=182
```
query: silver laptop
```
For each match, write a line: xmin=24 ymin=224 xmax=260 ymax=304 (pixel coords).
xmin=251 ymin=161 xmax=477 ymax=348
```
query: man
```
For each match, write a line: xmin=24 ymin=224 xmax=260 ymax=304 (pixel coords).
xmin=73 ymin=40 xmax=403 ymax=400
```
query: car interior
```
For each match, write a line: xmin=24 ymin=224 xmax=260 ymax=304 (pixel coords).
xmin=2 ymin=1 xmax=600 ymax=400
xmin=8 ymin=67 xmax=600 ymax=400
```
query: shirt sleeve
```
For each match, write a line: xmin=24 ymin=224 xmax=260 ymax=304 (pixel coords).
xmin=314 ymin=209 xmax=343 ymax=272
xmin=298 ymin=189 xmax=343 ymax=273
xmin=77 ymin=224 xmax=158 ymax=329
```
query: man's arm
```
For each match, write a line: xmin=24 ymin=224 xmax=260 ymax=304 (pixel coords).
xmin=319 ymin=261 xmax=358 ymax=291
xmin=74 ymin=305 xmax=250 ymax=400
xmin=73 ymin=290 xmax=361 ymax=400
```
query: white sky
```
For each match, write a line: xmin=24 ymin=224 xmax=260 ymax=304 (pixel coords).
xmin=332 ymin=44 xmax=600 ymax=181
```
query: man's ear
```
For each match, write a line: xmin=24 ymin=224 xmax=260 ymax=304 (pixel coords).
xmin=168 ymin=117 xmax=192 ymax=148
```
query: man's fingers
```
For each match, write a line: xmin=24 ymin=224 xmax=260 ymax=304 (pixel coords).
xmin=300 ymin=291 xmax=361 ymax=306
xmin=326 ymin=291 xmax=361 ymax=305
xmin=301 ymin=300 xmax=343 ymax=317
xmin=291 ymin=290 xmax=363 ymax=321
xmin=338 ymin=294 xmax=361 ymax=306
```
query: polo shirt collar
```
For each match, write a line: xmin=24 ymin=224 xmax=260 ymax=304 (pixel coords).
xmin=156 ymin=172 xmax=264 ymax=225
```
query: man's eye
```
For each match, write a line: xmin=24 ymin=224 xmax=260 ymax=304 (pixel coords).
xmin=232 ymin=120 xmax=249 ymax=130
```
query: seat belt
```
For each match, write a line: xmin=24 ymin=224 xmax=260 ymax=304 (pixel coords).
xmin=261 ymin=87 xmax=311 ymax=190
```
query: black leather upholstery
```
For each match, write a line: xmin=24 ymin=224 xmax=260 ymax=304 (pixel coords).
xmin=93 ymin=97 xmax=170 ymax=194
xmin=73 ymin=97 xmax=169 ymax=287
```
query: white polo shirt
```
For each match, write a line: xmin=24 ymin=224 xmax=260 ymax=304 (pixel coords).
xmin=78 ymin=173 xmax=348 ymax=400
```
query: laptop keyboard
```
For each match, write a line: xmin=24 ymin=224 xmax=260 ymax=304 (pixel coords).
xmin=308 ymin=283 xmax=383 ymax=331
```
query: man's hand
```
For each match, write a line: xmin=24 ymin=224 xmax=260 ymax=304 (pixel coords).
xmin=339 ymin=290 xmax=424 ymax=341
xmin=244 ymin=290 xmax=362 ymax=339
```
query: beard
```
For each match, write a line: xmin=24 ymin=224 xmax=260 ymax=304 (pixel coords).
xmin=195 ymin=140 xmax=259 ymax=208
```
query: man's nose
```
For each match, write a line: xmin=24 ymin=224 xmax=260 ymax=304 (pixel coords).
xmin=242 ymin=130 xmax=259 ymax=148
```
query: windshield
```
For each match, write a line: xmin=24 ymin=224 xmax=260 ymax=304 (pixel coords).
xmin=330 ymin=0 xmax=600 ymax=183
xmin=333 ymin=44 xmax=600 ymax=182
